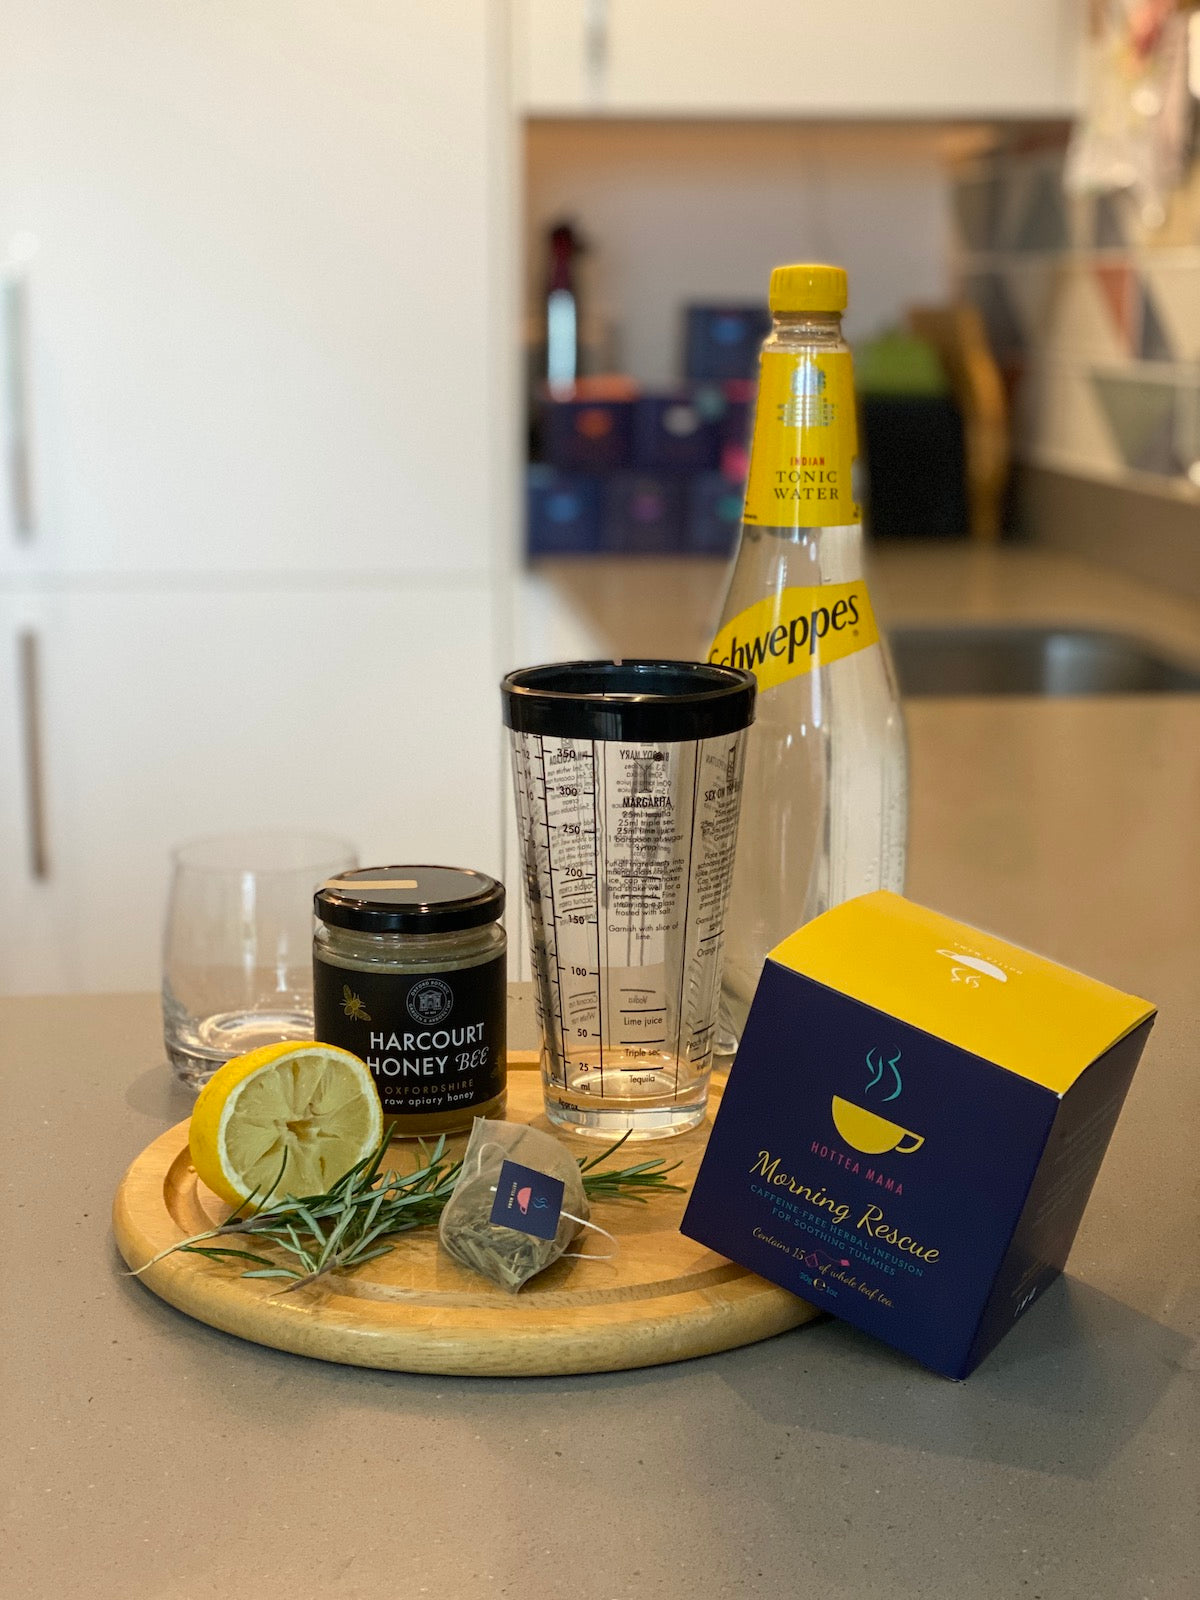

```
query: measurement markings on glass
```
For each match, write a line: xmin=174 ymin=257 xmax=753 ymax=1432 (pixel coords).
xmin=535 ymin=737 xmax=569 ymax=1077
xmin=514 ymin=711 xmax=747 ymax=1120
xmin=591 ymin=739 xmax=604 ymax=1090
xmin=671 ymin=750 xmax=701 ymax=1097
xmin=536 ymin=736 xmax=605 ymax=1087
xmin=688 ymin=1020 xmax=716 ymax=1064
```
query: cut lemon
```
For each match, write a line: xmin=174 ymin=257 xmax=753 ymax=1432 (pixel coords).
xmin=189 ymin=1042 xmax=383 ymax=1210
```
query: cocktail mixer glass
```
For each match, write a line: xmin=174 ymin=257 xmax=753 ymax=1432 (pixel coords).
xmin=502 ymin=661 xmax=755 ymax=1138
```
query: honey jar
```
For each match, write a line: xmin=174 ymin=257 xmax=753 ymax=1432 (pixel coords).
xmin=313 ymin=865 xmax=506 ymax=1135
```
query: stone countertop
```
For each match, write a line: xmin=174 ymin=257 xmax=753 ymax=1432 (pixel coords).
xmin=5 ymin=548 xmax=1200 ymax=1599
xmin=530 ymin=540 xmax=1200 ymax=664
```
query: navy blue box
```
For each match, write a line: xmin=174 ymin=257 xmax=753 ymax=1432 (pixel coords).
xmin=718 ymin=378 xmax=756 ymax=481
xmin=686 ymin=472 xmax=743 ymax=557
xmin=600 ymin=472 xmax=685 ymax=554
xmin=539 ymin=398 xmax=633 ymax=471
xmin=682 ymin=892 xmax=1156 ymax=1378
xmin=526 ymin=466 xmax=602 ymax=555
xmin=631 ymin=393 xmax=722 ymax=472
xmin=685 ymin=305 xmax=772 ymax=382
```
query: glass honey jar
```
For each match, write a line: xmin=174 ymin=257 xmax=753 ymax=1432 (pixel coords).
xmin=313 ymin=865 xmax=507 ymax=1136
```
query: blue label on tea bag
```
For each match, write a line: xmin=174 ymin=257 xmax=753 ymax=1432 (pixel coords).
xmin=490 ymin=1160 xmax=565 ymax=1241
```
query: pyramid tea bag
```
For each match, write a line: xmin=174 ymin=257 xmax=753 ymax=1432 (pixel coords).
xmin=438 ymin=1119 xmax=597 ymax=1292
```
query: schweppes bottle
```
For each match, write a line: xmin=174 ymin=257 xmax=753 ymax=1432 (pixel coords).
xmin=711 ymin=263 xmax=908 ymax=1047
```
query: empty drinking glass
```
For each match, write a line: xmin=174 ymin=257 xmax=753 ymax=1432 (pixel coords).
xmin=162 ymin=831 xmax=357 ymax=1090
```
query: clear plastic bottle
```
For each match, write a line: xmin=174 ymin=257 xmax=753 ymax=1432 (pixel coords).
xmin=710 ymin=264 xmax=908 ymax=1046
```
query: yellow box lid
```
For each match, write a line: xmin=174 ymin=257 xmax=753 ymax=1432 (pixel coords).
xmin=769 ymin=892 xmax=1155 ymax=1096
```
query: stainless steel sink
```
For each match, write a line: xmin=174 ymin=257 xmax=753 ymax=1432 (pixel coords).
xmin=888 ymin=625 xmax=1200 ymax=697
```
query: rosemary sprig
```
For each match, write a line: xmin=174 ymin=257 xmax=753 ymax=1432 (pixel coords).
xmin=130 ymin=1127 xmax=684 ymax=1291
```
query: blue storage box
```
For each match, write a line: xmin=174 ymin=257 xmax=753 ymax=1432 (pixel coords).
xmin=686 ymin=472 xmax=743 ymax=557
xmin=526 ymin=466 xmax=602 ymax=555
xmin=600 ymin=472 xmax=685 ymax=554
xmin=718 ymin=378 xmax=755 ymax=481
xmin=631 ymin=393 xmax=722 ymax=472
xmin=539 ymin=397 xmax=633 ymax=471
xmin=685 ymin=305 xmax=771 ymax=382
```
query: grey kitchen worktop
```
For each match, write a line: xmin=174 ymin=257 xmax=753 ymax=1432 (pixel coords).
xmin=4 ymin=673 xmax=1199 ymax=1598
xmin=530 ymin=540 xmax=1200 ymax=667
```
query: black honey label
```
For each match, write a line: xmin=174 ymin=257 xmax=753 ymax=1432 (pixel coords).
xmin=313 ymin=953 xmax=506 ymax=1120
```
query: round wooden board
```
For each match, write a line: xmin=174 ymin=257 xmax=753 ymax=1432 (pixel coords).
xmin=112 ymin=1054 xmax=820 ymax=1376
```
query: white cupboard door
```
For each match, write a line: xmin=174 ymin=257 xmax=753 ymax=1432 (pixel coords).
xmin=0 ymin=1 xmax=513 ymax=579
xmin=513 ymin=0 xmax=595 ymax=110
xmin=0 ymin=591 xmax=75 ymax=991
xmin=0 ymin=584 xmax=503 ymax=994
xmin=516 ymin=0 xmax=1084 ymax=118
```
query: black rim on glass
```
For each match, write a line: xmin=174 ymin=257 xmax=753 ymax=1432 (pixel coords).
xmin=501 ymin=659 xmax=756 ymax=743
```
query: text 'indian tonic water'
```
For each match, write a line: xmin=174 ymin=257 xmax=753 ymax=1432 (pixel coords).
xmin=711 ymin=264 xmax=908 ymax=1047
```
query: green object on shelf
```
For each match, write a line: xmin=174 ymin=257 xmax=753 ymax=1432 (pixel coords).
xmin=855 ymin=328 xmax=950 ymax=396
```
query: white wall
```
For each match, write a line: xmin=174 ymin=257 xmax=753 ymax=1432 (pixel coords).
xmin=526 ymin=120 xmax=960 ymax=385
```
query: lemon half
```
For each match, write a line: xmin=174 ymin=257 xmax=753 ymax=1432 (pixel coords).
xmin=189 ymin=1042 xmax=383 ymax=1209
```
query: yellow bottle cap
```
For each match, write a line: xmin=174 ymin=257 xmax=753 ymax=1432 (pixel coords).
xmin=768 ymin=262 xmax=848 ymax=314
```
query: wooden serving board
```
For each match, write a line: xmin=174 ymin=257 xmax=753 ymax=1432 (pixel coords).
xmin=112 ymin=1054 xmax=820 ymax=1376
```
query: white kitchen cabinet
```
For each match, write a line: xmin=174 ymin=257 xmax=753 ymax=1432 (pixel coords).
xmin=514 ymin=0 xmax=1084 ymax=118
xmin=0 ymin=2 xmax=518 ymax=994
xmin=1 ymin=0 xmax=512 ymax=579
xmin=0 ymin=583 xmax=505 ymax=994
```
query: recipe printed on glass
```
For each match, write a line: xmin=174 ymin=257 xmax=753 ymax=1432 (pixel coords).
xmin=510 ymin=728 xmax=744 ymax=1113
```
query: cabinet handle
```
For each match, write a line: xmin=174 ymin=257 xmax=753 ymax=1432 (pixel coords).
xmin=584 ymin=0 xmax=609 ymax=104
xmin=17 ymin=630 xmax=49 ymax=880
xmin=4 ymin=274 xmax=35 ymax=540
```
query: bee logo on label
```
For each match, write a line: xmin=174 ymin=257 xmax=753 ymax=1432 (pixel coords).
xmin=341 ymin=986 xmax=371 ymax=1023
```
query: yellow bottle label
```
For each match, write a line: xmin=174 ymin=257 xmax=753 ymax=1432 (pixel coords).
xmin=742 ymin=349 xmax=860 ymax=528
xmin=709 ymin=581 xmax=880 ymax=692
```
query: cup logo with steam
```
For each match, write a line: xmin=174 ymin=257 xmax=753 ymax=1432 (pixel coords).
xmin=831 ymin=1047 xmax=925 ymax=1156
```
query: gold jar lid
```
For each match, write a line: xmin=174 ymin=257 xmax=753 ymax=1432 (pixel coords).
xmin=315 ymin=865 xmax=504 ymax=935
